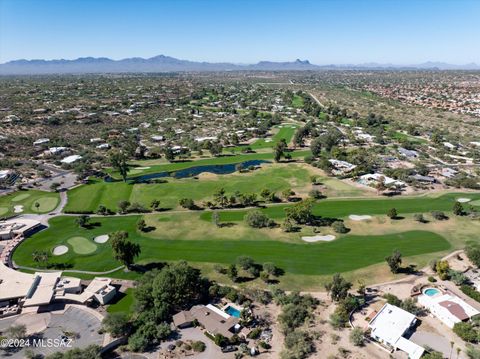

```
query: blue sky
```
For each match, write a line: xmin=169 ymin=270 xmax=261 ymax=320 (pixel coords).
xmin=1 ymin=0 xmax=479 ymax=64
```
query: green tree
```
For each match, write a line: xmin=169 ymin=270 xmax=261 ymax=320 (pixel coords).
xmin=137 ymin=219 xmax=147 ymax=232
xmin=118 ymin=200 xmax=130 ymax=214
xmin=435 ymin=260 xmax=450 ymax=280
xmin=150 ymin=199 xmax=160 ymax=210
xmin=227 ymin=264 xmax=238 ymax=282
xmin=236 ymin=256 xmax=255 ymax=270
xmin=285 ymin=199 xmax=314 ymax=225
xmin=164 ymin=147 xmax=175 ymax=162
xmin=244 ymin=210 xmax=273 ymax=228
xmin=263 ymin=262 xmax=277 ymax=276
xmin=332 ymin=221 xmax=348 ymax=233
xmin=179 ymin=198 xmax=195 ymax=209
xmin=213 ymin=188 xmax=228 ymax=207
xmin=102 ymin=312 xmax=130 ymax=338
xmin=325 ymin=273 xmax=352 ymax=302
xmin=32 ymin=250 xmax=49 ymax=266
xmin=453 ymin=322 xmax=477 ymax=343
xmin=453 ymin=202 xmax=464 ymax=216
xmin=75 ymin=215 xmax=90 ymax=228
xmin=109 ymin=151 xmax=130 ymax=182
xmin=310 ymin=137 xmax=322 ymax=157
xmin=413 ymin=213 xmax=426 ymax=223
xmin=110 ymin=231 xmax=141 ymax=268
xmin=385 ymin=250 xmax=402 ymax=273
xmin=349 ymin=327 xmax=364 ymax=346
xmin=274 ymin=138 xmax=287 ymax=162
xmin=387 ymin=207 xmax=398 ymax=219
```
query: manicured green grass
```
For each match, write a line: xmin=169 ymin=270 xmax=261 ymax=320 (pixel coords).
xmin=292 ymin=95 xmax=304 ymax=108
xmin=31 ymin=197 xmax=59 ymax=212
xmin=114 ymin=149 xmax=310 ymax=179
xmin=200 ymin=192 xmax=480 ymax=222
xmin=65 ymin=179 xmax=133 ymax=213
xmin=392 ymin=131 xmax=428 ymax=144
xmin=249 ymin=124 xmax=299 ymax=150
xmin=66 ymin=162 xmax=313 ymax=213
xmin=13 ymin=215 xmax=450 ymax=277
xmin=107 ymin=288 xmax=135 ymax=314
xmin=67 ymin=236 xmax=98 ymax=254
xmin=0 ymin=190 xmax=60 ymax=217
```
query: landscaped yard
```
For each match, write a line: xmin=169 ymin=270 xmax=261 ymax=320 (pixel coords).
xmin=107 ymin=288 xmax=135 ymax=314
xmin=0 ymin=190 xmax=60 ymax=217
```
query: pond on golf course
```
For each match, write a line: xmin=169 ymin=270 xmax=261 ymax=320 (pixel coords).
xmin=106 ymin=160 xmax=270 ymax=183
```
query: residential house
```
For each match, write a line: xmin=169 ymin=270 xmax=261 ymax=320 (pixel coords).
xmin=368 ymin=303 xmax=424 ymax=359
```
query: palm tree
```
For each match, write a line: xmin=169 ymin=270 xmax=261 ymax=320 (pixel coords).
xmin=456 ymin=348 xmax=461 ymax=359
xmin=449 ymin=341 xmax=454 ymax=359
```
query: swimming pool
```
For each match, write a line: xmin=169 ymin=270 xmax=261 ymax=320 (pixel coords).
xmin=424 ymin=288 xmax=441 ymax=297
xmin=224 ymin=305 xmax=241 ymax=318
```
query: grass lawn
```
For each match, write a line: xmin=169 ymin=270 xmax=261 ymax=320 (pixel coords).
xmin=0 ymin=190 xmax=60 ymax=217
xmin=107 ymin=288 xmax=135 ymax=314
xmin=392 ymin=131 xmax=428 ymax=144
xmin=66 ymin=162 xmax=314 ymax=213
xmin=67 ymin=236 xmax=98 ymax=254
xmin=200 ymin=192 xmax=480 ymax=222
xmin=248 ymin=124 xmax=299 ymax=150
xmin=13 ymin=215 xmax=450 ymax=280
xmin=65 ymin=180 xmax=133 ymax=213
xmin=292 ymin=95 xmax=304 ymax=108
xmin=113 ymin=149 xmax=310 ymax=179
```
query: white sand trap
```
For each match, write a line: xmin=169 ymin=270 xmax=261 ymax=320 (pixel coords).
xmin=135 ymin=167 xmax=151 ymax=170
xmin=457 ymin=198 xmax=471 ymax=203
xmin=265 ymin=139 xmax=272 ymax=142
xmin=302 ymin=234 xmax=336 ymax=242
xmin=53 ymin=245 xmax=68 ymax=256
xmin=13 ymin=205 xmax=24 ymax=213
xmin=349 ymin=214 xmax=372 ymax=221
xmin=94 ymin=234 xmax=109 ymax=243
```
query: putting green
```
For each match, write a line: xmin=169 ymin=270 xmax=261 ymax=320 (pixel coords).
xmin=470 ymin=200 xmax=480 ymax=207
xmin=12 ymin=193 xmax=31 ymax=202
xmin=0 ymin=207 xmax=8 ymax=216
xmin=31 ymin=197 xmax=59 ymax=212
xmin=67 ymin=236 xmax=98 ymax=255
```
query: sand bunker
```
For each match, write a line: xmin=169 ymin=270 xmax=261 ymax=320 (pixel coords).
xmin=135 ymin=167 xmax=151 ymax=170
xmin=53 ymin=245 xmax=69 ymax=256
xmin=13 ymin=205 xmax=24 ymax=213
xmin=94 ymin=234 xmax=109 ymax=243
xmin=457 ymin=198 xmax=471 ymax=203
xmin=349 ymin=214 xmax=372 ymax=221
xmin=302 ymin=234 xmax=336 ymax=242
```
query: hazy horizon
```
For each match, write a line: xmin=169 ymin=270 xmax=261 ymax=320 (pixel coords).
xmin=1 ymin=0 xmax=479 ymax=65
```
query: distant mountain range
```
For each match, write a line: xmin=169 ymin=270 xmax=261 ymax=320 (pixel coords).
xmin=0 ymin=55 xmax=479 ymax=74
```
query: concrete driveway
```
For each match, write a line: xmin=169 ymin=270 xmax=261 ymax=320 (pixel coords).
xmin=410 ymin=331 xmax=464 ymax=359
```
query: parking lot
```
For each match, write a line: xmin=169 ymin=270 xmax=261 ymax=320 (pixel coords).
xmin=0 ymin=306 xmax=104 ymax=358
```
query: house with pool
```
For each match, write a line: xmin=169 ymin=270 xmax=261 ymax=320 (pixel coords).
xmin=418 ymin=287 xmax=480 ymax=328
xmin=173 ymin=303 xmax=250 ymax=340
